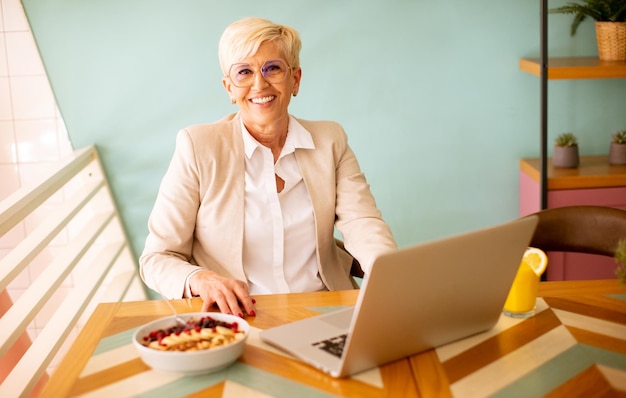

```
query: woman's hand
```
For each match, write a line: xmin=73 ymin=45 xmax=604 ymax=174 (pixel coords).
xmin=189 ymin=269 xmax=256 ymax=318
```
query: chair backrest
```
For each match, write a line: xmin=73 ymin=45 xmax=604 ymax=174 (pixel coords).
xmin=335 ymin=239 xmax=364 ymax=279
xmin=523 ymin=205 xmax=626 ymax=257
xmin=0 ymin=146 xmax=144 ymax=397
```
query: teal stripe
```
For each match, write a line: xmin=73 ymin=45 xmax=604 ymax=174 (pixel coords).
xmin=608 ymin=294 xmax=626 ymax=301
xmin=227 ymin=362 xmax=338 ymax=398
xmin=489 ymin=343 xmax=626 ymax=397
xmin=92 ymin=327 xmax=139 ymax=355
xmin=133 ymin=369 xmax=227 ymax=398
xmin=489 ymin=345 xmax=592 ymax=398
xmin=581 ymin=344 xmax=626 ymax=371
xmin=124 ymin=363 xmax=337 ymax=398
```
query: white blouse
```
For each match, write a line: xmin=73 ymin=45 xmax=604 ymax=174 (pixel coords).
xmin=240 ymin=116 xmax=325 ymax=295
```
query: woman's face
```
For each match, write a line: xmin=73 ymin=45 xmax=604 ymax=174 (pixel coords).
xmin=223 ymin=41 xmax=301 ymax=131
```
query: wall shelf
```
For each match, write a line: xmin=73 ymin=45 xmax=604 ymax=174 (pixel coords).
xmin=520 ymin=155 xmax=626 ymax=190
xmin=519 ymin=1 xmax=626 ymax=280
xmin=519 ymin=57 xmax=626 ymax=79
xmin=519 ymin=155 xmax=626 ymax=281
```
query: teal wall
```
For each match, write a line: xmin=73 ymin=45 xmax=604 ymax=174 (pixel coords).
xmin=21 ymin=0 xmax=626 ymax=261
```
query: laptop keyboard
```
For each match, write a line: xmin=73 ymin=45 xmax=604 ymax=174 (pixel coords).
xmin=312 ymin=334 xmax=348 ymax=358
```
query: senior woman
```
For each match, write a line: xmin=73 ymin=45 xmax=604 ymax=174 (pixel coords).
xmin=139 ymin=17 xmax=396 ymax=318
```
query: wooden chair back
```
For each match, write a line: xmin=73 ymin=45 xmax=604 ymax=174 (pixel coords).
xmin=524 ymin=205 xmax=626 ymax=257
xmin=335 ymin=239 xmax=364 ymax=279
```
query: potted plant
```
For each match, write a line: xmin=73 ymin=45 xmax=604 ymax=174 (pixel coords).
xmin=609 ymin=130 xmax=626 ymax=165
xmin=553 ymin=133 xmax=580 ymax=168
xmin=613 ymin=239 xmax=626 ymax=284
xmin=549 ymin=0 xmax=626 ymax=61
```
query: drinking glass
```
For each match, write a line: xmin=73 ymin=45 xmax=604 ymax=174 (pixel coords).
xmin=503 ymin=261 xmax=539 ymax=318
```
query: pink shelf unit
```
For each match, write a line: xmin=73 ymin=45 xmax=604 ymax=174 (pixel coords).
xmin=519 ymin=156 xmax=626 ymax=281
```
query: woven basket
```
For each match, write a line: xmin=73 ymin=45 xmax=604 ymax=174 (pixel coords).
xmin=595 ymin=21 xmax=626 ymax=61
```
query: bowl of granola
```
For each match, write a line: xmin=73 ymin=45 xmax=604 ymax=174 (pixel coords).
xmin=132 ymin=312 xmax=249 ymax=375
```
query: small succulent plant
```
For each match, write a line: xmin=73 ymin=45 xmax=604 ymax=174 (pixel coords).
xmin=613 ymin=239 xmax=626 ymax=284
xmin=612 ymin=130 xmax=626 ymax=144
xmin=555 ymin=133 xmax=578 ymax=147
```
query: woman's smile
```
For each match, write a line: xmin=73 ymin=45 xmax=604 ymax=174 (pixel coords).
xmin=250 ymin=95 xmax=276 ymax=105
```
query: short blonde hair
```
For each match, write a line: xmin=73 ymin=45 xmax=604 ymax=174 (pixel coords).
xmin=218 ymin=17 xmax=301 ymax=76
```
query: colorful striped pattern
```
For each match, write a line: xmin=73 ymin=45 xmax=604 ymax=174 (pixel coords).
xmin=443 ymin=297 xmax=626 ymax=397
xmin=69 ymin=294 xmax=626 ymax=397
xmin=73 ymin=307 xmax=382 ymax=397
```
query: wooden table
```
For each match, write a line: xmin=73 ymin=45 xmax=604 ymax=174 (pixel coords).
xmin=40 ymin=280 xmax=626 ymax=397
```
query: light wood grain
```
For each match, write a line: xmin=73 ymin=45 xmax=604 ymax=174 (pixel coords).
xmin=40 ymin=303 xmax=120 ymax=398
xmin=519 ymin=57 xmax=626 ymax=79
xmin=40 ymin=280 xmax=626 ymax=397
xmin=409 ymin=349 xmax=453 ymax=397
xmin=520 ymin=156 xmax=626 ymax=190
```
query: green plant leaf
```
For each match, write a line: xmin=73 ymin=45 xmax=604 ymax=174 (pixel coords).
xmin=549 ymin=0 xmax=626 ymax=35
xmin=614 ymin=239 xmax=626 ymax=285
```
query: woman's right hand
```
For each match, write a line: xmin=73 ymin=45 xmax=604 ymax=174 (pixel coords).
xmin=189 ymin=269 xmax=256 ymax=318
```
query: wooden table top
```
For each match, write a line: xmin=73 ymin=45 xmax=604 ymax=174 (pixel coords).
xmin=40 ymin=280 xmax=626 ymax=397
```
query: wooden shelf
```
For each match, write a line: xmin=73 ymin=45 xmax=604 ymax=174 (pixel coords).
xmin=520 ymin=155 xmax=626 ymax=190
xmin=519 ymin=57 xmax=626 ymax=79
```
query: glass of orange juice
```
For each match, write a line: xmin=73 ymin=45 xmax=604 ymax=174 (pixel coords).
xmin=503 ymin=248 xmax=547 ymax=318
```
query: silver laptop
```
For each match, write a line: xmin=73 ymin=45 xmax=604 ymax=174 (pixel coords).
xmin=259 ymin=216 xmax=538 ymax=378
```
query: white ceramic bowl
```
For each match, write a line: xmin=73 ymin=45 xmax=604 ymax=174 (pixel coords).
xmin=132 ymin=312 xmax=249 ymax=375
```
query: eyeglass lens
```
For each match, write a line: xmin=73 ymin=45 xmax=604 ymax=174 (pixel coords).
xmin=229 ymin=59 xmax=290 ymax=87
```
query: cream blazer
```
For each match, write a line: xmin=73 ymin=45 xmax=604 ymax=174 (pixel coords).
xmin=139 ymin=113 xmax=396 ymax=298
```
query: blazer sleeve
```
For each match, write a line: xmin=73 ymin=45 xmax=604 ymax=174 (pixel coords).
xmin=332 ymin=125 xmax=397 ymax=272
xmin=298 ymin=118 xmax=397 ymax=278
xmin=139 ymin=128 xmax=205 ymax=298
